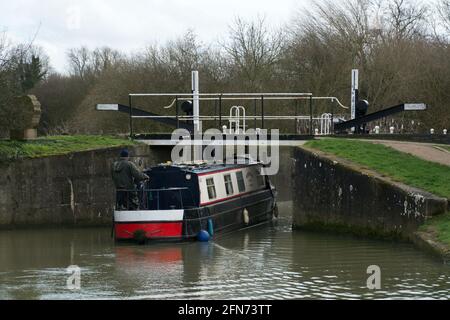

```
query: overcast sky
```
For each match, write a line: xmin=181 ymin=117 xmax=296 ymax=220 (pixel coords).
xmin=1 ymin=0 xmax=308 ymax=73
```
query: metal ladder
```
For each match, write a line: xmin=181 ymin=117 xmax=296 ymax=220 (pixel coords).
xmin=229 ymin=106 xmax=246 ymax=134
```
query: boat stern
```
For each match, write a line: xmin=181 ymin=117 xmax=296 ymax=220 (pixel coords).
xmin=114 ymin=209 xmax=184 ymax=242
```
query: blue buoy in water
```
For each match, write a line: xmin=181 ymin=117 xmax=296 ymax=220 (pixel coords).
xmin=197 ymin=230 xmax=210 ymax=242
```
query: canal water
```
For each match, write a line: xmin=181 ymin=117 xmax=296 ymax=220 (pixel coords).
xmin=0 ymin=202 xmax=449 ymax=300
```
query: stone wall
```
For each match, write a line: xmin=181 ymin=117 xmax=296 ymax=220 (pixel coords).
xmin=292 ymin=147 xmax=448 ymax=239
xmin=0 ymin=145 xmax=171 ymax=228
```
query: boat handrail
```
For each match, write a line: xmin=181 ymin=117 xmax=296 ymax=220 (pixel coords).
xmin=114 ymin=187 xmax=196 ymax=211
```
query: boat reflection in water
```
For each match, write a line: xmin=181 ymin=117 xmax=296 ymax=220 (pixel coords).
xmin=112 ymin=221 xmax=275 ymax=299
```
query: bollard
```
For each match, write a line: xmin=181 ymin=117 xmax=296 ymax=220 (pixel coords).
xmin=389 ymin=126 xmax=394 ymax=134
xmin=374 ymin=126 xmax=380 ymax=134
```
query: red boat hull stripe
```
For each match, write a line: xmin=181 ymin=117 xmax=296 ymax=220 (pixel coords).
xmin=115 ymin=222 xmax=182 ymax=239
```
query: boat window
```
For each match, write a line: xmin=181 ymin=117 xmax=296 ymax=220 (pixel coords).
xmin=206 ymin=177 xmax=217 ymax=199
xmin=224 ymin=174 xmax=234 ymax=196
xmin=235 ymin=171 xmax=246 ymax=192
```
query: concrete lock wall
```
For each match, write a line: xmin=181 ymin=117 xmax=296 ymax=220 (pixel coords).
xmin=269 ymin=147 xmax=295 ymax=202
xmin=0 ymin=145 xmax=171 ymax=229
xmin=291 ymin=147 xmax=448 ymax=239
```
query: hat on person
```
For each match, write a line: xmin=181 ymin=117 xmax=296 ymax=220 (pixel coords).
xmin=120 ymin=149 xmax=129 ymax=157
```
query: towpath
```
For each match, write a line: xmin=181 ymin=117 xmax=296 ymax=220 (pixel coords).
xmin=366 ymin=140 xmax=450 ymax=166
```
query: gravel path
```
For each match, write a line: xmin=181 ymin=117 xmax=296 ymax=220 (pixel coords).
xmin=368 ymin=140 xmax=450 ymax=166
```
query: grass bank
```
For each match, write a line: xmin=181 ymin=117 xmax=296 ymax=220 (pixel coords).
xmin=417 ymin=212 xmax=450 ymax=262
xmin=420 ymin=213 xmax=450 ymax=246
xmin=0 ymin=135 xmax=136 ymax=161
xmin=305 ymin=138 xmax=450 ymax=199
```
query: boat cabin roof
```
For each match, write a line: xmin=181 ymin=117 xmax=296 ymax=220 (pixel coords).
xmin=147 ymin=160 xmax=260 ymax=176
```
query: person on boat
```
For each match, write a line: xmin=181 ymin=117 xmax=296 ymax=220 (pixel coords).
xmin=111 ymin=149 xmax=149 ymax=210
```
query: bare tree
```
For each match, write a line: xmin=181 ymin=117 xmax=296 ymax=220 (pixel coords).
xmin=0 ymin=31 xmax=11 ymax=69
xmin=224 ymin=16 xmax=285 ymax=90
xmin=67 ymin=47 xmax=90 ymax=81
xmin=91 ymin=47 xmax=122 ymax=75
xmin=386 ymin=0 xmax=428 ymax=39
xmin=285 ymin=0 xmax=375 ymax=105
xmin=438 ymin=0 xmax=450 ymax=33
xmin=0 ymin=31 xmax=39 ymax=71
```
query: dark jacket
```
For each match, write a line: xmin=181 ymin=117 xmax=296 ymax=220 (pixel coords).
xmin=111 ymin=158 xmax=149 ymax=190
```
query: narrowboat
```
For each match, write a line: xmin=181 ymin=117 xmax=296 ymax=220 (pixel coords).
xmin=113 ymin=158 xmax=278 ymax=242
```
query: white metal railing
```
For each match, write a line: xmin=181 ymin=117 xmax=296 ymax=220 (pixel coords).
xmin=129 ymin=93 xmax=313 ymax=97
xmin=131 ymin=115 xmax=316 ymax=120
xmin=121 ymin=92 xmax=350 ymax=136
xmin=129 ymin=93 xmax=348 ymax=110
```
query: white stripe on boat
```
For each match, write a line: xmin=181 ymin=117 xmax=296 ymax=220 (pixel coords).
xmin=114 ymin=210 xmax=184 ymax=222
